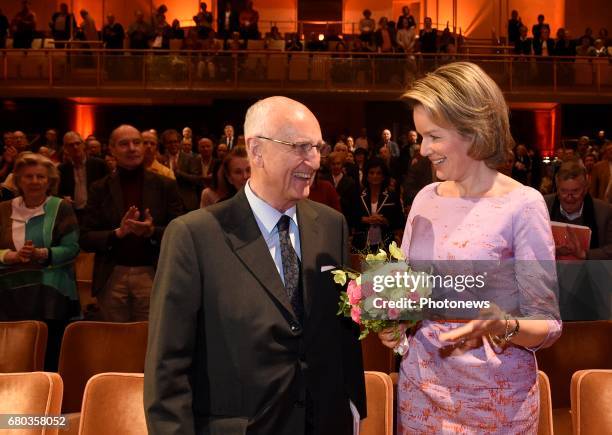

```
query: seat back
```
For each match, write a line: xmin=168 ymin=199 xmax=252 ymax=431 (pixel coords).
xmin=538 ymin=370 xmax=554 ymax=435
xmin=536 ymin=320 xmax=612 ymax=408
xmin=571 ymin=370 xmax=612 ymax=435
xmin=0 ymin=372 xmax=63 ymax=435
xmin=360 ymin=371 xmax=393 ymax=435
xmin=0 ymin=321 xmax=48 ymax=372
xmin=58 ymin=321 xmax=148 ymax=413
xmin=78 ymin=373 xmax=146 ymax=435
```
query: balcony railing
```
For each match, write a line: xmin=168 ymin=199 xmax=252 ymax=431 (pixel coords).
xmin=1 ymin=48 xmax=610 ymax=99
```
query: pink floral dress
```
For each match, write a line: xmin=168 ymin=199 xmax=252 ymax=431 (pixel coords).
xmin=398 ymin=182 xmax=562 ymax=434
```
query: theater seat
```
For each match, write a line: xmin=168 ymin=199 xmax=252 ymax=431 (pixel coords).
xmin=0 ymin=372 xmax=63 ymax=435
xmin=361 ymin=371 xmax=393 ymax=435
xmin=0 ymin=320 xmax=48 ymax=372
xmin=78 ymin=373 xmax=146 ymax=435
xmin=536 ymin=321 xmax=612 ymax=435
xmin=538 ymin=371 xmax=554 ymax=435
xmin=571 ymin=370 xmax=612 ymax=435
xmin=58 ymin=321 xmax=148 ymax=413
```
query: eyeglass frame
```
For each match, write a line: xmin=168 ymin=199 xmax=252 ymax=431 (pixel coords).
xmin=255 ymin=135 xmax=325 ymax=154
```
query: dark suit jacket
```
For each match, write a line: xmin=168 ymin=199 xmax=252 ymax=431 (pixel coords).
xmin=163 ymin=152 xmax=201 ymax=211
xmin=353 ymin=188 xmax=405 ymax=250
xmin=532 ymin=37 xmax=556 ymax=56
xmin=58 ymin=157 xmax=108 ymax=205
xmin=144 ymin=189 xmax=366 ymax=435
xmin=590 ymin=160 xmax=611 ymax=201
xmin=79 ymin=169 xmax=183 ymax=295
xmin=544 ymin=193 xmax=612 ymax=260
xmin=333 ymin=174 xmax=360 ymax=230
xmin=514 ymin=37 xmax=533 ymax=55
xmin=219 ymin=135 xmax=236 ymax=150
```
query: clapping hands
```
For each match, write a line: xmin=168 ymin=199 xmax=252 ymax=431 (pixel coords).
xmin=115 ymin=206 xmax=155 ymax=239
xmin=4 ymin=240 xmax=48 ymax=264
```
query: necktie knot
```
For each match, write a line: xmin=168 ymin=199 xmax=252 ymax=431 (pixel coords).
xmin=277 ymin=214 xmax=291 ymax=232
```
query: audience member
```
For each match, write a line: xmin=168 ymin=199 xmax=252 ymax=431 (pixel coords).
xmin=142 ymin=130 xmax=174 ymax=180
xmin=200 ymin=146 xmax=249 ymax=207
xmin=507 ymin=9 xmax=521 ymax=44
xmin=49 ymin=3 xmax=75 ymax=48
xmin=377 ymin=129 xmax=400 ymax=158
xmin=576 ymin=35 xmax=595 ymax=56
xmin=11 ymin=0 xmax=37 ymax=49
xmin=79 ymin=9 xmax=98 ymax=43
xmin=309 ymin=171 xmax=341 ymax=211
xmin=128 ymin=10 xmax=153 ymax=49
xmin=160 ymin=129 xmax=200 ymax=211
xmin=326 ymin=151 xmax=359 ymax=229
xmin=592 ymin=39 xmax=609 ymax=57
xmin=375 ymin=17 xmax=395 ymax=53
xmin=80 ymin=124 xmax=183 ymax=322
xmin=58 ymin=131 xmax=107 ymax=218
xmin=590 ymin=142 xmax=612 ymax=202
xmin=515 ymin=25 xmax=533 ymax=55
xmin=531 ymin=14 xmax=550 ymax=40
xmin=219 ymin=124 xmax=236 ymax=149
xmin=419 ymin=17 xmax=437 ymax=53
xmin=217 ymin=2 xmax=239 ymax=40
xmin=396 ymin=6 xmax=416 ymax=30
xmin=0 ymin=152 xmax=79 ymax=370
xmin=359 ymin=9 xmax=375 ymax=47
xmin=194 ymin=2 xmax=214 ymax=40
xmin=239 ymin=1 xmax=260 ymax=40
xmin=196 ymin=137 xmax=216 ymax=190
xmin=555 ymin=28 xmax=575 ymax=56
xmin=533 ymin=27 xmax=554 ymax=56
xmin=512 ymin=144 xmax=531 ymax=185
xmin=168 ymin=19 xmax=184 ymax=41
xmin=216 ymin=142 xmax=229 ymax=160
xmin=396 ymin=18 xmax=416 ymax=53
xmin=102 ymin=13 xmax=124 ymax=50
xmin=353 ymin=157 xmax=404 ymax=252
xmin=545 ymin=161 xmax=612 ymax=259
xmin=85 ymin=137 xmax=101 ymax=157
xmin=355 ymin=128 xmax=371 ymax=151
xmin=578 ymin=27 xmax=595 ymax=47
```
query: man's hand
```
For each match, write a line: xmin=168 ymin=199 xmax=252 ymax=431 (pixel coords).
xmin=127 ymin=208 xmax=155 ymax=238
xmin=556 ymin=225 xmax=586 ymax=259
xmin=115 ymin=206 xmax=139 ymax=238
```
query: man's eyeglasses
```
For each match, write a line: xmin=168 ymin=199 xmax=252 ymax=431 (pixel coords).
xmin=256 ymin=136 xmax=325 ymax=154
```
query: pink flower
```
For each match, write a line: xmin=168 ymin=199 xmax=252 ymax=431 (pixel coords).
xmin=350 ymin=306 xmax=362 ymax=325
xmin=388 ymin=308 xmax=400 ymax=320
xmin=347 ymin=280 xmax=362 ymax=305
xmin=361 ymin=280 xmax=375 ymax=298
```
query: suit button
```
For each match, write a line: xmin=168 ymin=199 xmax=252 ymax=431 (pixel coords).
xmin=290 ymin=323 xmax=301 ymax=333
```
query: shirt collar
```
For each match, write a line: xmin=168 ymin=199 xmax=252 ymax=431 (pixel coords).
xmin=244 ymin=180 xmax=297 ymax=235
xmin=560 ymin=203 xmax=583 ymax=221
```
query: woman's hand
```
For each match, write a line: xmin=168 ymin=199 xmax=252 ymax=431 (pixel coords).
xmin=17 ymin=241 xmax=35 ymax=263
xmin=438 ymin=306 xmax=507 ymax=344
xmin=378 ymin=323 xmax=409 ymax=349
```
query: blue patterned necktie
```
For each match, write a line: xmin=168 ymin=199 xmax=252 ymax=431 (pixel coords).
xmin=277 ymin=215 xmax=303 ymax=322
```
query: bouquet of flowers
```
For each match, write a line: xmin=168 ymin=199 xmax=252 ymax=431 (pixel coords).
xmin=333 ymin=242 xmax=433 ymax=355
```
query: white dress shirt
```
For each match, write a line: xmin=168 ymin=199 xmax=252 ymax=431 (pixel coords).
xmin=244 ymin=180 xmax=300 ymax=284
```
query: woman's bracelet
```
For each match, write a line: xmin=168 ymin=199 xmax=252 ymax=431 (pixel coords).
xmin=489 ymin=314 xmax=520 ymax=347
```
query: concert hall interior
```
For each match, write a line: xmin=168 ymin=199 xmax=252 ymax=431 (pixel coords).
xmin=0 ymin=0 xmax=611 ymax=434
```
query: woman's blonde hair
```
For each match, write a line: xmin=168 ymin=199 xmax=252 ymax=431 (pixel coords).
xmin=13 ymin=151 xmax=60 ymax=196
xmin=402 ymin=62 xmax=514 ymax=168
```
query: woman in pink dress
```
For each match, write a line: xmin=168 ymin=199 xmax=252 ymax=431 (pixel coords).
xmin=379 ymin=62 xmax=562 ymax=434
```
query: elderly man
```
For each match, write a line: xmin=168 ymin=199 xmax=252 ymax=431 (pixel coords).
xmin=545 ymin=161 xmax=612 ymax=260
xmin=376 ymin=128 xmax=400 ymax=158
xmin=85 ymin=137 xmax=102 ymax=158
xmin=196 ymin=137 xmax=217 ymax=191
xmin=145 ymin=97 xmax=366 ymax=435
xmin=590 ymin=142 xmax=612 ymax=203
xmin=80 ymin=125 xmax=183 ymax=322
xmin=58 ymin=131 xmax=107 ymax=217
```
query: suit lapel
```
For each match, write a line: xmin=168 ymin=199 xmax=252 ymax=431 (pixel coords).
xmin=221 ymin=190 xmax=298 ymax=321
xmin=108 ymin=173 xmax=125 ymax=222
xmin=296 ymin=200 xmax=319 ymax=323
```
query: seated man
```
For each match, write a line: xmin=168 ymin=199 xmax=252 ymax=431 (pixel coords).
xmin=544 ymin=161 xmax=612 ymax=260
